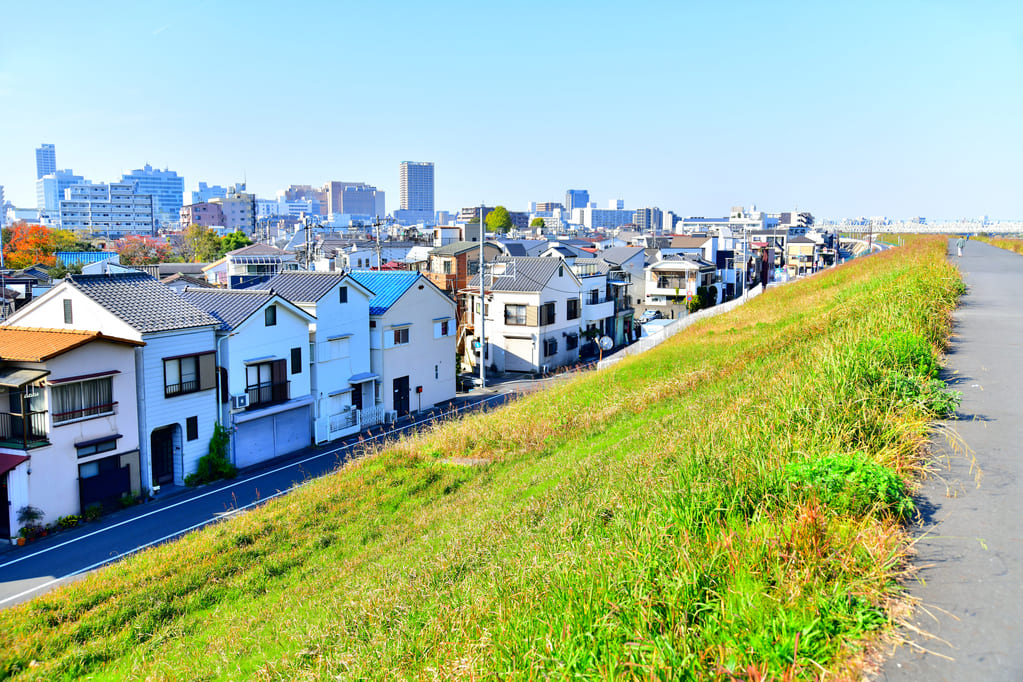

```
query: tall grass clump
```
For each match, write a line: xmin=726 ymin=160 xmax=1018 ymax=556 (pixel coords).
xmin=0 ymin=238 xmax=963 ymax=680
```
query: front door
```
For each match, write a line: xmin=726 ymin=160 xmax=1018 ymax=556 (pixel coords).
xmin=0 ymin=473 xmax=9 ymax=538
xmin=392 ymin=376 xmax=410 ymax=416
xmin=151 ymin=427 xmax=175 ymax=486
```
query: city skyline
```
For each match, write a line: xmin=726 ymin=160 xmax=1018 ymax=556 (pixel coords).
xmin=1 ymin=1 xmax=1021 ymax=220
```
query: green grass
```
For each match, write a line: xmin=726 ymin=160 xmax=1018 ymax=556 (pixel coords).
xmin=0 ymin=238 xmax=963 ymax=680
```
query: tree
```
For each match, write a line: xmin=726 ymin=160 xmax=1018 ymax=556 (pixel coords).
xmin=3 ymin=223 xmax=94 ymax=269
xmin=117 ymin=235 xmax=172 ymax=266
xmin=219 ymin=231 xmax=253 ymax=257
xmin=530 ymin=217 xmax=546 ymax=228
xmin=179 ymin=224 xmax=222 ymax=262
xmin=486 ymin=205 xmax=513 ymax=233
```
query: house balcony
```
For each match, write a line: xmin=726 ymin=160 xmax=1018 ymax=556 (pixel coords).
xmin=0 ymin=411 xmax=49 ymax=450
xmin=246 ymin=381 xmax=290 ymax=410
xmin=583 ymin=299 xmax=615 ymax=322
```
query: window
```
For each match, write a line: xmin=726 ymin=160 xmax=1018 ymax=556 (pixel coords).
xmin=393 ymin=328 xmax=409 ymax=345
xmin=587 ymin=289 xmax=600 ymax=305
xmin=246 ymin=359 xmax=288 ymax=407
xmin=186 ymin=416 xmax=199 ymax=441
xmin=76 ymin=436 xmax=118 ymax=458
xmin=566 ymin=333 xmax=579 ymax=351
xmin=164 ymin=353 xmax=215 ymax=397
xmin=567 ymin=298 xmax=581 ymax=320
xmin=265 ymin=305 xmax=277 ymax=326
xmin=63 ymin=299 xmax=73 ymax=324
xmin=52 ymin=377 xmax=114 ymax=424
xmin=441 ymin=320 xmax=449 ymax=336
xmin=540 ymin=302 xmax=556 ymax=326
xmin=543 ymin=337 xmax=558 ymax=357
xmin=435 ymin=364 xmax=439 ymax=380
xmin=291 ymin=347 xmax=302 ymax=374
xmin=505 ymin=304 xmax=527 ymax=325
xmin=339 ymin=286 xmax=348 ymax=303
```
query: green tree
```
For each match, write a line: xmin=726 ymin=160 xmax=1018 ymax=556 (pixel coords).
xmin=529 ymin=217 xmax=546 ymax=228
xmin=219 ymin=231 xmax=253 ymax=257
xmin=179 ymin=224 xmax=222 ymax=262
xmin=486 ymin=205 xmax=513 ymax=233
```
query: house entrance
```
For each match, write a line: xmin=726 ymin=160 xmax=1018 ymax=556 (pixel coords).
xmin=393 ymin=376 xmax=410 ymax=416
xmin=151 ymin=425 xmax=177 ymax=486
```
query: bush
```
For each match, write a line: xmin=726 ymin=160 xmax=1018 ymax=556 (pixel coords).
xmin=783 ymin=453 xmax=915 ymax=520
xmin=185 ymin=423 xmax=237 ymax=487
xmin=84 ymin=503 xmax=103 ymax=522
xmin=16 ymin=505 xmax=43 ymax=526
xmin=57 ymin=515 xmax=81 ymax=530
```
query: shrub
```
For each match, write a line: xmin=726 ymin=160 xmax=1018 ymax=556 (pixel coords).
xmin=84 ymin=503 xmax=103 ymax=522
xmin=16 ymin=505 xmax=43 ymax=526
xmin=185 ymin=423 xmax=237 ymax=487
xmin=57 ymin=515 xmax=81 ymax=530
xmin=783 ymin=453 xmax=915 ymax=520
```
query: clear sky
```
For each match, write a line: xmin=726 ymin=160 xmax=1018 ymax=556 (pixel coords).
xmin=1 ymin=0 xmax=1021 ymax=220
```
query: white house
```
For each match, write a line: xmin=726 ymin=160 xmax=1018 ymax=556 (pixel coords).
xmin=0 ymin=328 xmax=143 ymax=538
xmin=4 ymin=273 xmax=221 ymax=491
xmin=264 ymin=271 xmax=378 ymax=441
xmin=350 ymin=271 xmax=457 ymax=417
xmin=179 ymin=288 xmax=317 ymax=469
xmin=463 ymin=257 xmax=584 ymax=374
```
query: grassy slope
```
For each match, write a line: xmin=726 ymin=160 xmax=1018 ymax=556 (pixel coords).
xmin=974 ymin=235 xmax=1023 ymax=255
xmin=0 ymin=238 xmax=962 ymax=680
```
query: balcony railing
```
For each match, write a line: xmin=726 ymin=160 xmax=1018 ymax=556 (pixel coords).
xmin=329 ymin=408 xmax=359 ymax=437
xmin=52 ymin=402 xmax=117 ymax=425
xmin=165 ymin=379 xmax=199 ymax=397
xmin=246 ymin=381 xmax=290 ymax=409
xmin=0 ymin=411 xmax=49 ymax=449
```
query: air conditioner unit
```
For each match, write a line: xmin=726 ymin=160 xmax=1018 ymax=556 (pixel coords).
xmin=383 ymin=410 xmax=397 ymax=424
xmin=232 ymin=394 xmax=249 ymax=409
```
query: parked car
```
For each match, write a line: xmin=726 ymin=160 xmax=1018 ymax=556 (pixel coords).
xmin=639 ymin=309 xmax=662 ymax=322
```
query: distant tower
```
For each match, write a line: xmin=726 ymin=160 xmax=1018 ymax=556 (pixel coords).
xmin=36 ymin=143 xmax=56 ymax=179
xmin=399 ymin=161 xmax=434 ymax=214
xmin=565 ymin=189 xmax=589 ymax=211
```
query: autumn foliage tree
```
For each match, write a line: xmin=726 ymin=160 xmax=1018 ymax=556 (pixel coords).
xmin=2 ymin=223 xmax=95 ymax=270
xmin=117 ymin=236 xmax=173 ymax=266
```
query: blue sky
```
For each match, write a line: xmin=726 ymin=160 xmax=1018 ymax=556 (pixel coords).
xmin=1 ymin=0 xmax=1021 ymax=220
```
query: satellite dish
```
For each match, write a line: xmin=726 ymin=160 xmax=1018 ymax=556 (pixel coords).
xmin=598 ymin=336 xmax=614 ymax=351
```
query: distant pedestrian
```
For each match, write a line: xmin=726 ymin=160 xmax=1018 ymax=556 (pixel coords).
xmin=956 ymin=237 xmax=965 ymax=257
xmin=760 ymin=250 xmax=770 ymax=292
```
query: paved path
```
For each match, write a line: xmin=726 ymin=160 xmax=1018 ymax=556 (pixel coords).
xmin=0 ymin=393 xmax=511 ymax=610
xmin=882 ymin=240 xmax=1023 ymax=680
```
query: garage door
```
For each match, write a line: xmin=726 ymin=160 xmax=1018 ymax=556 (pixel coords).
xmin=234 ymin=405 xmax=313 ymax=470
xmin=504 ymin=338 xmax=534 ymax=373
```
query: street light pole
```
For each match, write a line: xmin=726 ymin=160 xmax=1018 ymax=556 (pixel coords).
xmin=479 ymin=202 xmax=486 ymax=390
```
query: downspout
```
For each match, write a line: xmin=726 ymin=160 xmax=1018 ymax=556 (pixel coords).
xmin=134 ymin=345 xmax=149 ymax=494
xmin=215 ymin=330 xmax=236 ymax=463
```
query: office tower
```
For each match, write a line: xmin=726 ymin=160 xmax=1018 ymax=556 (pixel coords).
xmin=59 ymin=181 xmax=155 ymax=236
xmin=565 ymin=189 xmax=589 ymax=211
xmin=399 ymin=161 xmax=434 ymax=213
xmin=0 ymin=185 xmax=5 ymax=227
xmin=634 ymin=207 xmax=663 ymax=233
xmin=322 ymin=181 xmax=384 ymax=218
xmin=121 ymin=164 xmax=185 ymax=226
xmin=36 ymin=169 xmax=86 ymax=210
xmin=36 ymin=144 xmax=56 ymax=180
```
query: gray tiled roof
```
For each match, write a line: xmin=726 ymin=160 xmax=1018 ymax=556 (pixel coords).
xmin=599 ymin=247 xmax=645 ymax=265
xmin=264 ymin=271 xmax=352 ymax=303
xmin=179 ymin=288 xmax=276 ymax=331
xmin=466 ymin=257 xmax=570 ymax=293
xmin=66 ymin=273 xmax=220 ymax=333
xmin=430 ymin=240 xmax=483 ymax=256
xmin=227 ymin=243 xmax=290 ymax=257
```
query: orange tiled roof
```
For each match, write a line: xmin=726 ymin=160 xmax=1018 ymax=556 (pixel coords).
xmin=0 ymin=327 xmax=143 ymax=362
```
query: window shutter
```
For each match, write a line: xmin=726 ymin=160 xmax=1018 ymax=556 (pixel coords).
xmin=272 ymin=359 xmax=288 ymax=384
xmin=526 ymin=305 xmax=538 ymax=326
xmin=199 ymin=353 xmax=217 ymax=391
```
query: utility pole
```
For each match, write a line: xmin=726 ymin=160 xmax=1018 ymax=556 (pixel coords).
xmin=479 ymin=202 xmax=486 ymax=389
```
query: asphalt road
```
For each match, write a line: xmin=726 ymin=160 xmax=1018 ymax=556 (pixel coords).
xmin=881 ymin=240 xmax=1023 ymax=680
xmin=0 ymin=392 xmax=512 ymax=610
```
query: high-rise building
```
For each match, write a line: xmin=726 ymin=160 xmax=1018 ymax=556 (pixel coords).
xmin=399 ymin=161 xmax=434 ymax=214
xmin=35 ymin=144 xmax=56 ymax=180
xmin=322 ymin=181 xmax=384 ymax=219
xmin=565 ymin=189 xmax=589 ymax=211
xmin=191 ymin=182 xmax=228 ymax=205
xmin=121 ymin=164 xmax=184 ymax=226
xmin=59 ymin=181 xmax=155 ymax=236
xmin=210 ymin=184 xmax=256 ymax=233
xmin=36 ymin=169 xmax=86 ymax=210
xmin=634 ymin=207 xmax=663 ymax=233
xmin=0 ymin=185 xmax=5 ymax=227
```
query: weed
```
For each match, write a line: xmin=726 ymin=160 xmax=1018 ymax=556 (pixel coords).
xmin=783 ymin=454 xmax=915 ymax=520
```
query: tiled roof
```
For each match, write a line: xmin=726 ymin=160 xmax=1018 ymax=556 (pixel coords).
xmin=264 ymin=271 xmax=352 ymax=303
xmin=161 ymin=273 xmax=213 ymax=288
xmin=598 ymin=247 xmax=645 ymax=265
xmin=66 ymin=273 xmax=220 ymax=333
xmin=179 ymin=289 xmax=276 ymax=331
xmin=669 ymin=236 xmax=710 ymax=249
xmin=430 ymin=240 xmax=484 ymax=256
xmin=227 ymin=243 xmax=290 ymax=257
xmin=0 ymin=327 xmax=142 ymax=361
xmin=349 ymin=270 xmax=422 ymax=315
xmin=466 ymin=257 xmax=566 ymax=293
